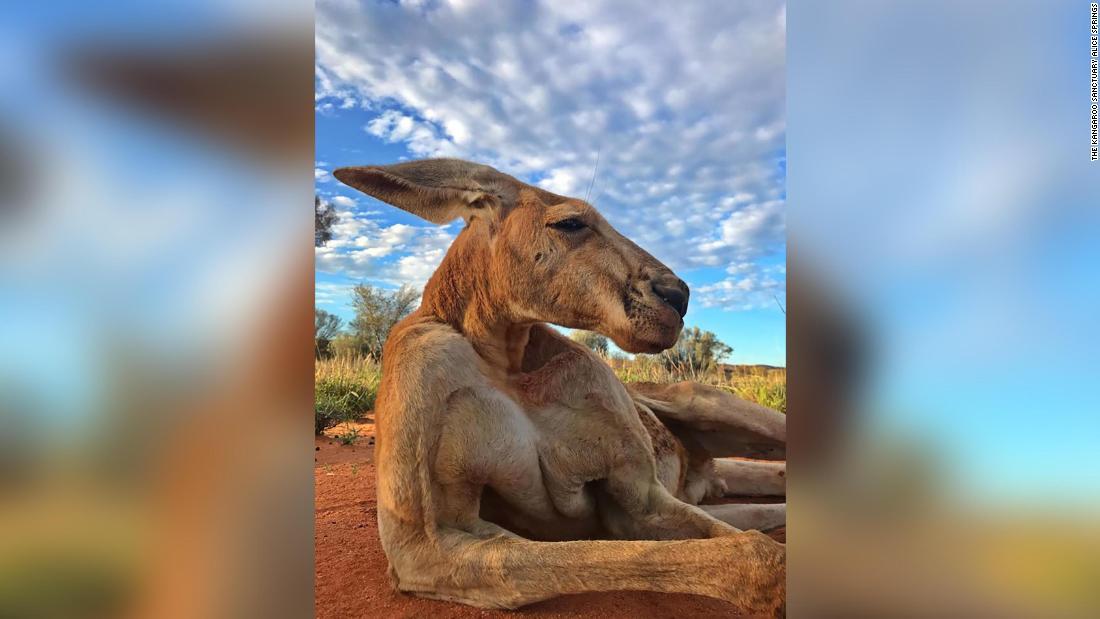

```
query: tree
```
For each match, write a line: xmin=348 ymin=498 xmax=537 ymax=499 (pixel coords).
xmin=660 ymin=326 xmax=733 ymax=373
xmin=350 ymin=284 xmax=419 ymax=357
xmin=315 ymin=196 xmax=338 ymax=247
xmin=314 ymin=308 xmax=343 ymax=358
xmin=570 ymin=330 xmax=609 ymax=355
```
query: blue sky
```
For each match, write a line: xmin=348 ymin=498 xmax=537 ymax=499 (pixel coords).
xmin=0 ymin=1 xmax=306 ymax=425
xmin=315 ymin=0 xmax=787 ymax=365
xmin=790 ymin=0 xmax=1100 ymax=505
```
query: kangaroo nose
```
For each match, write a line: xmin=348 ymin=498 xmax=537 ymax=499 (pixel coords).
xmin=651 ymin=276 xmax=689 ymax=318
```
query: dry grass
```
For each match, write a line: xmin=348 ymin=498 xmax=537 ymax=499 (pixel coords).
xmin=606 ymin=355 xmax=786 ymax=413
xmin=315 ymin=351 xmax=786 ymax=424
xmin=314 ymin=353 xmax=382 ymax=435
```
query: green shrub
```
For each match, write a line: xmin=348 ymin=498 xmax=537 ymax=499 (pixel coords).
xmin=314 ymin=355 xmax=381 ymax=435
xmin=570 ymin=330 xmax=609 ymax=355
xmin=334 ymin=426 xmax=361 ymax=446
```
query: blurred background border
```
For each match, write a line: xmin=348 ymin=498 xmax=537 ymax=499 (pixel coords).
xmin=1 ymin=1 xmax=1097 ymax=617
xmin=789 ymin=1 xmax=1100 ymax=616
xmin=0 ymin=3 xmax=315 ymax=618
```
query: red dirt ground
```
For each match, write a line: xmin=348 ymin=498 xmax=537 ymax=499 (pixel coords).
xmin=315 ymin=421 xmax=784 ymax=618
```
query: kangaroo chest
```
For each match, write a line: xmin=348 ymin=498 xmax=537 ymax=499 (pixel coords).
xmin=442 ymin=349 xmax=682 ymax=540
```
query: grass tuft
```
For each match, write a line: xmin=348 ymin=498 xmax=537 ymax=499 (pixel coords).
xmin=607 ymin=355 xmax=786 ymax=413
xmin=315 ymin=353 xmax=381 ymax=435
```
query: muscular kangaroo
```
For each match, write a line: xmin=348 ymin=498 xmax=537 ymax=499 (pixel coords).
xmin=334 ymin=158 xmax=786 ymax=615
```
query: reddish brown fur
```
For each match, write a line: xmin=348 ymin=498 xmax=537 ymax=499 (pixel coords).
xmin=333 ymin=159 xmax=785 ymax=616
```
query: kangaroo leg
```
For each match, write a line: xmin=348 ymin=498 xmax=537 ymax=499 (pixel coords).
xmin=384 ymin=466 xmax=784 ymax=615
xmin=383 ymin=474 xmax=785 ymax=616
xmin=701 ymin=503 xmax=786 ymax=532
xmin=630 ymin=381 xmax=786 ymax=460
xmin=715 ymin=458 xmax=786 ymax=497
xmin=398 ymin=522 xmax=786 ymax=616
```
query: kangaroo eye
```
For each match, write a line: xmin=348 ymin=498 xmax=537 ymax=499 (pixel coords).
xmin=549 ymin=218 xmax=586 ymax=232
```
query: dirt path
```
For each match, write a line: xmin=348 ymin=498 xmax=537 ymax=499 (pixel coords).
xmin=315 ymin=422 xmax=783 ymax=618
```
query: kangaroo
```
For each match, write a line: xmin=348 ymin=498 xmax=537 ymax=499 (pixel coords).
xmin=334 ymin=158 xmax=786 ymax=615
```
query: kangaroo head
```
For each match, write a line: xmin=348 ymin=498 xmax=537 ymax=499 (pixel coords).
xmin=334 ymin=158 xmax=688 ymax=354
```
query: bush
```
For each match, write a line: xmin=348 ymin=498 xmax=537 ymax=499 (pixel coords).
xmin=329 ymin=334 xmax=362 ymax=358
xmin=314 ymin=354 xmax=381 ymax=435
xmin=570 ymin=330 xmax=609 ymax=355
xmin=660 ymin=326 xmax=732 ymax=373
xmin=315 ymin=196 xmax=338 ymax=247
xmin=350 ymin=284 xmax=418 ymax=358
xmin=315 ymin=308 xmax=343 ymax=358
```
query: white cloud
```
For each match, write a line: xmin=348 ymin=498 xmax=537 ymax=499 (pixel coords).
xmin=696 ymin=268 xmax=785 ymax=311
xmin=712 ymin=199 xmax=786 ymax=257
xmin=537 ymin=167 xmax=583 ymax=196
xmin=315 ymin=281 xmax=356 ymax=306
xmin=314 ymin=205 xmax=454 ymax=288
xmin=316 ymin=0 xmax=785 ymax=310
xmin=396 ymin=247 xmax=446 ymax=284
xmin=315 ymin=167 xmax=331 ymax=182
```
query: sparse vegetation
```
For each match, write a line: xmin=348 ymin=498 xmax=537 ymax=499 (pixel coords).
xmin=315 ymin=353 xmax=381 ymax=435
xmin=315 ymin=308 xmax=343 ymax=358
xmin=313 ymin=341 xmax=785 ymax=432
xmin=659 ymin=326 xmax=733 ymax=373
xmin=314 ymin=284 xmax=419 ymax=433
xmin=726 ymin=372 xmax=786 ymax=413
xmin=335 ymin=427 xmax=361 ymax=446
xmin=349 ymin=284 xmax=419 ymax=358
xmin=329 ymin=333 xmax=364 ymax=358
xmin=570 ymin=330 xmax=609 ymax=355
xmin=608 ymin=352 xmax=786 ymax=413
xmin=315 ymin=196 xmax=338 ymax=247
xmin=569 ymin=327 xmax=785 ymax=412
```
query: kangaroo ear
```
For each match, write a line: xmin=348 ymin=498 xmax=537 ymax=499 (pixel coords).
xmin=333 ymin=158 xmax=526 ymax=224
